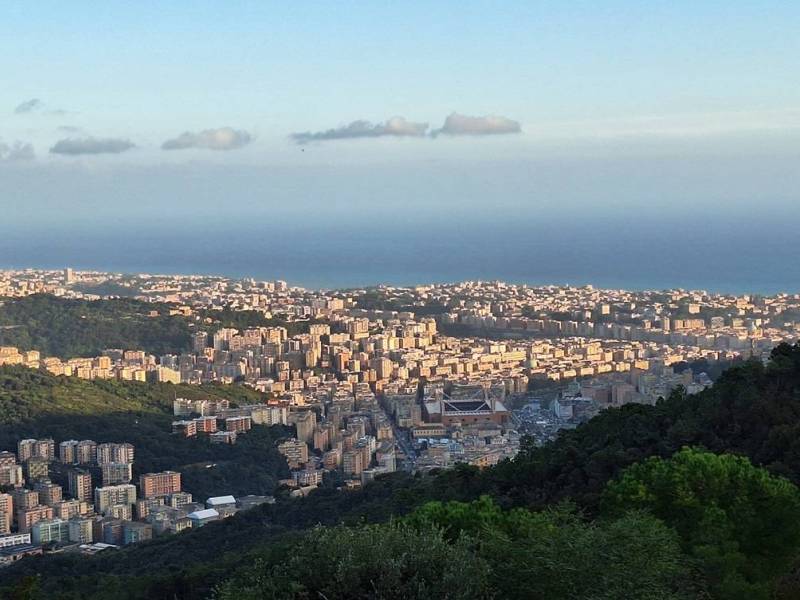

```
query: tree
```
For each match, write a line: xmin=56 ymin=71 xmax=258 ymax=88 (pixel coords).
xmin=602 ymin=447 xmax=800 ymax=599
xmin=405 ymin=497 xmax=695 ymax=600
xmin=214 ymin=523 xmax=492 ymax=600
xmin=0 ymin=295 xmax=192 ymax=357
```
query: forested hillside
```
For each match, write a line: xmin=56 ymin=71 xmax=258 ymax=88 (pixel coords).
xmin=4 ymin=345 xmax=800 ymax=599
xmin=0 ymin=295 xmax=191 ymax=357
xmin=0 ymin=295 xmax=315 ymax=359
xmin=0 ymin=367 xmax=290 ymax=501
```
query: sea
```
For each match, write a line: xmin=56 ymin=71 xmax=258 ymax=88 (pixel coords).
xmin=0 ymin=217 xmax=797 ymax=294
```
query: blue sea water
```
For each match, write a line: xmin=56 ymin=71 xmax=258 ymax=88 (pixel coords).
xmin=0 ymin=217 xmax=797 ymax=294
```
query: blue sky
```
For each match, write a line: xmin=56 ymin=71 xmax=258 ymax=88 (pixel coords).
xmin=1 ymin=1 xmax=799 ymax=225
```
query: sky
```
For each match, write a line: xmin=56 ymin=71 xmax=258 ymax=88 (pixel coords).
xmin=1 ymin=1 xmax=799 ymax=287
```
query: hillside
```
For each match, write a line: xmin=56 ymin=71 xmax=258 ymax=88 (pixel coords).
xmin=0 ymin=366 xmax=263 ymax=422
xmin=0 ymin=366 xmax=290 ymax=500
xmin=0 ymin=295 xmax=316 ymax=360
xmin=4 ymin=345 xmax=800 ymax=599
xmin=0 ymin=295 xmax=192 ymax=357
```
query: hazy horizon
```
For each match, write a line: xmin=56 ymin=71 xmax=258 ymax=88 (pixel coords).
xmin=1 ymin=213 xmax=797 ymax=295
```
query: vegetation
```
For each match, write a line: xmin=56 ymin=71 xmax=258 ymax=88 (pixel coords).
xmin=402 ymin=496 xmax=695 ymax=600
xmin=0 ymin=366 xmax=290 ymax=500
xmin=0 ymin=366 xmax=262 ymax=421
xmin=196 ymin=307 xmax=319 ymax=338
xmin=215 ymin=524 xmax=493 ymax=600
xmin=6 ymin=344 xmax=800 ymax=598
xmin=672 ymin=356 xmax=740 ymax=380
xmin=0 ymin=295 xmax=191 ymax=357
xmin=353 ymin=290 xmax=448 ymax=315
xmin=0 ymin=295 xmax=331 ymax=361
xmin=71 ymin=281 xmax=143 ymax=298
xmin=603 ymin=447 xmax=800 ymax=599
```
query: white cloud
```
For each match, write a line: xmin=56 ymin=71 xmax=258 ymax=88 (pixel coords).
xmin=162 ymin=127 xmax=253 ymax=151
xmin=50 ymin=137 xmax=135 ymax=155
xmin=14 ymin=98 xmax=43 ymax=114
xmin=291 ymin=116 xmax=429 ymax=144
xmin=433 ymin=112 xmax=521 ymax=136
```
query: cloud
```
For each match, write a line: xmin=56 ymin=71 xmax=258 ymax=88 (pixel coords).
xmin=50 ymin=137 xmax=135 ymax=155
xmin=433 ymin=112 xmax=521 ymax=137
xmin=13 ymin=99 xmax=72 ymax=117
xmin=0 ymin=141 xmax=35 ymax=161
xmin=14 ymin=98 xmax=43 ymax=114
xmin=57 ymin=125 xmax=82 ymax=133
xmin=162 ymin=127 xmax=253 ymax=151
xmin=291 ymin=116 xmax=429 ymax=144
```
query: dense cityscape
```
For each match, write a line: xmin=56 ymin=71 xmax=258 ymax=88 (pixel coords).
xmin=0 ymin=267 xmax=798 ymax=564
xmin=6 ymin=3 xmax=800 ymax=597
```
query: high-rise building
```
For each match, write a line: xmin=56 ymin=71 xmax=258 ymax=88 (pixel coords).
xmin=294 ymin=411 xmax=316 ymax=444
xmin=108 ymin=503 xmax=132 ymax=521
xmin=347 ymin=318 xmax=369 ymax=336
xmin=17 ymin=438 xmax=54 ymax=462
xmin=376 ymin=445 xmax=396 ymax=472
xmin=32 ymin=518 xmax=69 ymax=544
xmin=96 ymin=443 xmax=134 ymax=465
xmin=193 ymin=416 xmax=217 ymax=433
xmin=76 ymin=440 xmax=97 ymax=464
xmin=0 ymin=494 xmax=13 ymax=535
xmin=52 ymin=499 xmax=91 ymax=520
xmin=59 ymin=440 xmax=79 ymax=464
xmin=166 ymin=491 xmax=193 ymax=509
xmin=0 ymin=464 xmax=23 ymax=487
xmin=371 ymin=357 xmax=394 ymax=380
xmin=16 ymin=505 xmax=54 ymax=533
xmin=213 ymin=328 xmax=238 ymax=351
xmin=145 ymin=505 xmax=191 ymax=535
xmin=155 ymin=366 xmax=181 ymax=384
xmin=277 ymin=439 xmax=308 ymax=469
xmin=139 ymin=471 xmax=181 ymax=499
xmin=313 ymin=426 xmax=330 ymax=452
xmin=322 ymin=448 xmax=342 ymax=470
xmin=101 ymin=463 xmax=133 ymax=486
xmin=68 ymin=469 xmax=92 ymax=502
xmin=123 ymin=521 xmax=153 ymax=545
xmin=224 ymin=416 xmax=252 ymax=433
xmin=99 ymin=518 xmax=124 ymax=545
xmin=68 ymin=517 xmax=93 ymax=543
xmin=94 ymin=484 xmax=137 ymax=516
xmin=210 ymin=431 xmax=237 ymax=445
xmin=36 ymin=438 xmax=55 ymax=460
xmin=135 ymin=497 xmax=165 ymax=520
xmin=10 ymin=489 xmax=39 ymax=511
xmin=33 ymin=481 xmax=62 ymax=506
xmin=172 ymin=420 xmax=197 ymax=437
xmin=342 ymin=450 xmax=364 ymax=477
xmin=23 ymin=458 xmax=49 ymax=482
xmin=192 ymin=331 xmax=209 ymax=353
xmin=293 ymin=468 xmax=323 ymax=487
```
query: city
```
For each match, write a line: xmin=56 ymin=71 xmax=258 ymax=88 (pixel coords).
xmin=3 ymin=3 xmax=800 ymax=597
xmin=1 ymin=267 xmax=798 ymax=564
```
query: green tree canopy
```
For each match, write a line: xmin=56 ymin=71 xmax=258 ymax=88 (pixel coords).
xmin=602 ymin=447 xmax=800 ymax=599
xmin=0 ymin=295 xmax=192 ymax=357
xmin=405 ymin=496 xmax=695 ymax=600
xmin=214 ymin=523 xmax=492 ymax=600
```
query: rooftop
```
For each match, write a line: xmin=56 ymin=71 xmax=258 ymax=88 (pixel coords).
xmin=189 ymin=508 xmax=220 ymax=520
xmin=206 ymin=495 xmax=236 ymax=506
